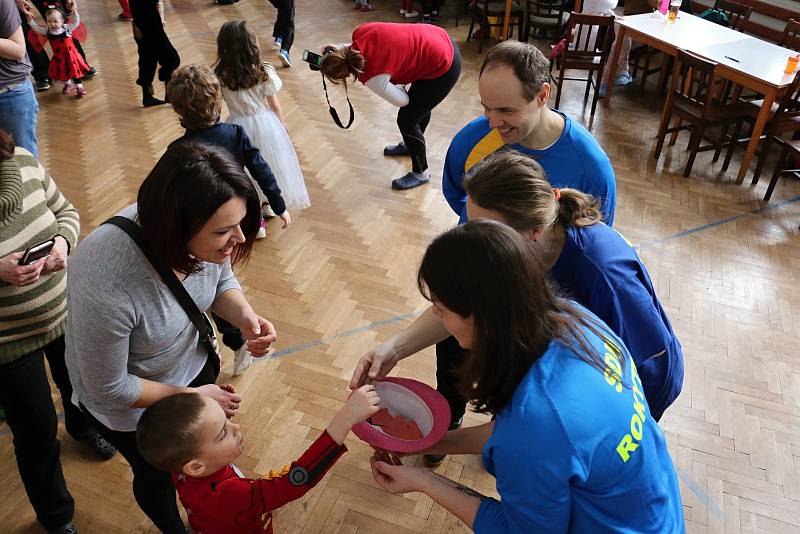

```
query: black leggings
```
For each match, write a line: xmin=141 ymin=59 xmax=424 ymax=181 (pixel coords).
xmin=82 ymin=354 xmax=218 ymax=534
xmin=131 ymin=0 xmax=180 ymax=87
xmin=435 ymin=335 xmax=470 ymax=425
xmin=269 ymin=0 xmax=295 ymax=52
xmin=398 ymin=42 xmax=462 ymax=173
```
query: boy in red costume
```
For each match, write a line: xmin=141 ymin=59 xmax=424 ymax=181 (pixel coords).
xmin=136 ymin=385 xmax=380 ymax=533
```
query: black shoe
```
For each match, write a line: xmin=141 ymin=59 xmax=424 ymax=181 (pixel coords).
xmin=83 ymin=67 xmax=97 ymax=78
xmin=35 ymin=79 xmax=51 ymax=91
xmin=391 ymin=171 xmax=430 ymax=190
xmin=384 ymin=142 xmax=409 ymax=156
xmin=47 ymin=521 xmax=78 ymax=534
xmin=142 ymin=86 xmax=166 ymax=107
xmin=82 ymin=429 xmax=117 ymax=460
xmin=424 ymin=416 xmax=463 ymax=467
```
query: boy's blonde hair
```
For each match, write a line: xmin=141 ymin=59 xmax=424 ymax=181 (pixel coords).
xmin=167 ymin=65 xmax=223 ymax=130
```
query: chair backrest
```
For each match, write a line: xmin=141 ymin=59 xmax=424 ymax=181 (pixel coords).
xmin=773 ymin=72 xmax=800 ymax=123
xmin=563 ymin=13 xmax=615 ymax=64
xmin=527 ymin=0 xmax=566 ymax=20
xmin=713 ymin=0 xmax=753 ymax=32
xmin=672 ymin=49 xmax=719 ymax=119
xmin=778 ymin=19 xmax=800 ymax=51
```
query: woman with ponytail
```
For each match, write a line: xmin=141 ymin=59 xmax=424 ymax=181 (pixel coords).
xmin=368 ymin=221 xmax=684 ymax=533
xmin=463 ymin=150 xmax=684 ymax=422
xmin=320 ymin=22 xmax=461 ymax=190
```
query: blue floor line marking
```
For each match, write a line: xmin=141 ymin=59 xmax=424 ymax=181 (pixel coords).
xmin=636 ymin=195 xmax=800 ymax=250
xmin=677 ymin=468 xmax=725 ymax=521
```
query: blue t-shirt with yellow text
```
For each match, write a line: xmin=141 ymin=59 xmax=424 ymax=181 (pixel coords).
xmin=474 ymin=315 xmax=684 ymax=533
xmin=443 ymin=114 xmax=617 ymax=226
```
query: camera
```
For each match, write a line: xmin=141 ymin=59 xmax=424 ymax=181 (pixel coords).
xmin=302 ymin=50 xmax=325 ymax=71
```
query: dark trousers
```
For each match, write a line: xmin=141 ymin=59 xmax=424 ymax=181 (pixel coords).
xmin=269 ymin=0 xmax=295 ymax=52
xmin=0 ymin=338 xmax=78 ymax=530
xmin=398 ymin=42 xmax=461 ymax=173
xmin=212 ymin=313 xmax=246 ymax=351
xmin=131 ymin=0 xmax=180 ymax=87
xmin=435 ymin=335 xmax=469 ymax=425
xmin=82 ymin=353 xmax=218 ymax=534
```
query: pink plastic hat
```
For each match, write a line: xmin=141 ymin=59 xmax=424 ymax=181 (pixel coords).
xmin=352 ymin=377 xmax=452 ymax=453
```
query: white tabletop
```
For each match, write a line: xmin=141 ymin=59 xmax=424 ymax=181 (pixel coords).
xmin=692 ymin=37 xmax=799 ymax=88
xmin=617 ymin=12 xmax=750 ymax=50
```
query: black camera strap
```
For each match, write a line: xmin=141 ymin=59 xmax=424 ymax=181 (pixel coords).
xmin=321 ymin=73 xmax=354 ymax=129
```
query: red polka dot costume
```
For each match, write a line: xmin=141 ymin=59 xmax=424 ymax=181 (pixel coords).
xmin=27 ymin=9 xmax=90 ymax=82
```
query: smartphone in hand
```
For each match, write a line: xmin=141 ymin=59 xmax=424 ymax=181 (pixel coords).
xmin=19 ymin=238 xmax=56 ymax=266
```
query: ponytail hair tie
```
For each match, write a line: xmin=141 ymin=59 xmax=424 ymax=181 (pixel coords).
xmin=553 ymin=188 xmax=561 ymax=201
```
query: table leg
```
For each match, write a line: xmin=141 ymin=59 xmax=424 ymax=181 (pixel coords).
xmin=735 ymin=89 xmax=775 ymax=184
xmin=503 ymin=0 xmax=512 ymax=39
xmin=604 ymin=25 xmax=626 ymax=102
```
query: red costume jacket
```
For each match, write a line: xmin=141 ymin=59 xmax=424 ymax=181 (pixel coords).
xmin=172 ymin=431 xmax=346 ymax=533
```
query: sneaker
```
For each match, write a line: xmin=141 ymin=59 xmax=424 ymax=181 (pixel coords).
xmin=83 ymin=67 xmax=97 ymax=78
xmin=273 ymin=37 xmax=282 ymax=48
xmin=400 ymin=8 xmax=407 ymax=14
xmin=82 ymin=429 xmax=117 ymax=460
xmin=424 ymin=416 xmax=463 ymax=467
xmin=75 ymin=84 xmax=87 ymax=98
xmin=613 ymin=72 xmax=633 ymax=86
xmin=62 ymin=82 xmax=74 ymax=96
xmin=256 ymin=218 xmax=267 ymax=240
xmin=232 ymin=345 xmax=254 ymax=376
xmin=391 ymin=171 xmax=429 ymax=190
xmin=404 ymin=10 xmax=419 ymax=17
xmin=383 ymin=142 xmax=409 ymax=156
xmin=360 ymin=3 xmax=374 ymax=10
xmin=35 ymin=79 xmax=51 ymax=91
xmin=598 ymin=83 xmax=607 ymax=98
xmin=279 ymin=49 xmax=292 ymax=67
xmin=47 ymin=521 xmax=78 ymax=534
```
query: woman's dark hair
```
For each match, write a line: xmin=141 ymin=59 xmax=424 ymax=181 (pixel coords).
xmin=137 ymin=142 xmax=261 ymax=274
xmin=464 ymin=151 xmax=603 ymax=233
xmin=417 ymin=220 xmax=624 ymax=414
xmin=214 ymin=20 xmax=271 ymax=91
xmin=321 ymin=46 xmax=365 ymax=87
xmin=0 ymin=130 xmax=14 ymax=161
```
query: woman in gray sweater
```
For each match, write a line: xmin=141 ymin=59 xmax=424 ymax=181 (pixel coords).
xmin=65 ymin=142 xmax=278 ymax=533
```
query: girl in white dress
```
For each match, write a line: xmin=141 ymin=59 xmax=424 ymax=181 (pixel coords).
xmin=214 ymin=20 xmax=310 ymax=212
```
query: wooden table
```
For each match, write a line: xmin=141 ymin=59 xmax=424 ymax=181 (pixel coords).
xmin=604 ymin=13 xmax=798 ymax=183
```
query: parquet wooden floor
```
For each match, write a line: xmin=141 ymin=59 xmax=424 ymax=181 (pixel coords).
xmin=2 ymin=0 xmax=800 ymax=532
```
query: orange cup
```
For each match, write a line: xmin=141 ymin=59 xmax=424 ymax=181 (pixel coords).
xmin=785 ymin=55 xmax=799 ymax=74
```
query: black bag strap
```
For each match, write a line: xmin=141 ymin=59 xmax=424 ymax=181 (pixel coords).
xmin=104 ymin=216 xmax=220 ymax=369
xmin=322 ymin=73 xmax=355 ymax=129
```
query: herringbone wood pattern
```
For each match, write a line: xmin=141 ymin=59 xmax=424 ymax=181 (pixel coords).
xmin=1 ymin=0 xmax=799 ymax=532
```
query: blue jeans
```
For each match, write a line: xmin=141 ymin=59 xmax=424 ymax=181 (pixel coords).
xmin=0 ymin=79 xmax=39 ymax=158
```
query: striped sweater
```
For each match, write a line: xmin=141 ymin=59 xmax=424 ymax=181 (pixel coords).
xmin=0 ymin=147 xmax=79 ymax=364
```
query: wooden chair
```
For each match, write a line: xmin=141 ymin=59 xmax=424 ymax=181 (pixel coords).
xmin=466 ymin=0 xmax=525 ymax=53
xmin=551 ymin=13 xmax=615 ymax=117
xmin=764 ymin=139 xmax=800 ymax=200
xmin=654 ymin=50 xmax=754 ymax=177
xmin=524 ymin=0 xmax=568 ymax=41
xmin=778 ymin=19 xmax=800 ymax=50
xmin=746 ymin=75 xmax=800 ymax=185
xmin=713 ymin=0 xmax=753 ymax=32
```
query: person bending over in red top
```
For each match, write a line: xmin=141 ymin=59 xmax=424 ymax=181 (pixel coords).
xmin=136 ymin=385 xmax=380 ymax=533
xmin=321 ymin=22 xmax=461 ymax=190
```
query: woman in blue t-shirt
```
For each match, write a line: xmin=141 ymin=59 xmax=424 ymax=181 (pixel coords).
xmin=369 ymin=220 xmax=684 ymax=532
xmin=463 ymin=150 xmax=683 ymax=421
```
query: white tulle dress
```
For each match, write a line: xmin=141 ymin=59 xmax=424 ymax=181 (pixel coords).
xmin=222 ymin=65 xmax=310 ymax=211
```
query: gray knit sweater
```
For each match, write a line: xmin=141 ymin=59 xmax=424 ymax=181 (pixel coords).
xmin=0 ymin=148 xmax=79 ymax=363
